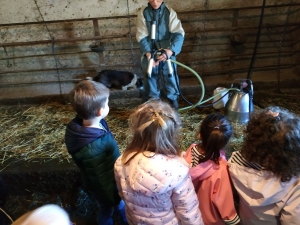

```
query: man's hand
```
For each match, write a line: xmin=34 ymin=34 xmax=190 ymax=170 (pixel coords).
xmin=145 ymin=52 xmax=151 ymax=60
xmin=145 ymin=52 xmax=159 ymax=67
xmin=155 ymin=49 xmax=173 ymax=63
xmin=146 ymin=49 xmax=173 ymax=67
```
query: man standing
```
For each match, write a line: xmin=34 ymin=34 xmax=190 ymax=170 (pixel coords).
xmin=136 ymin=0 xmax=185 ymax=109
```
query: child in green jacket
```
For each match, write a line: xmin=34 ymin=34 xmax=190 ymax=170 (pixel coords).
xmin=65 ymin=80 xmax=127 ymax=225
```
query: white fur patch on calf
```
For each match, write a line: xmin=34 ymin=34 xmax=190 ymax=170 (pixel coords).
xmin=122 ymin=74 xmax=138 ymax=90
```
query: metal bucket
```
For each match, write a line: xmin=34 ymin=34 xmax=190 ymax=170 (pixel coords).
xmin=213 ymin=87 xmax=229 ymax=109
xmin=225 ymin=79 xmax=254 ymax=124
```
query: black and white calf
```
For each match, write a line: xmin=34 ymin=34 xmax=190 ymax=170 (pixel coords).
xmin=91 ymin=70 xmax=143 ymax=90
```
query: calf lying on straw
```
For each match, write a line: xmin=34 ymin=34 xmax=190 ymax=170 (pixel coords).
xmin=91 ymin=70 xmax=143 ymax=90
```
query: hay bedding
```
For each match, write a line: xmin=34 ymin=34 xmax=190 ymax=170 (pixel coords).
xmin=0 ymin=90 xmax=299 ymax=168
xmin=0 ymin=103 xmax=74 ymax=167
xmin=0 ymin=98 xmax=244 ymax=167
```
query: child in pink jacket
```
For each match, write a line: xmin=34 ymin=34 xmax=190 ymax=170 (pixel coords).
xmin=183 ymin=113 xmax=240 ymax=225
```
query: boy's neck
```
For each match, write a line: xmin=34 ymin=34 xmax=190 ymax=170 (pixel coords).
xmin=82 ymin=117 xmax=102 ymax=128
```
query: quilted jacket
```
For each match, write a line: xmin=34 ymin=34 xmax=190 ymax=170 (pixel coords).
xmin=65 ymin=117 xmax=121 ymax=206
xmin=114 ymin=151 xmax=203 ymax=225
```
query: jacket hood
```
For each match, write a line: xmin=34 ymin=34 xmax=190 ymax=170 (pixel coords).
xmin=189 ymin=158 xmax=226 ymax=181
xmin=65 ymin=117 xmax=108 ymax=154
xmin=183 ymin=143 xmax=227 ymax=181
xmin=228 ymin=151 xmax=300 ymax=207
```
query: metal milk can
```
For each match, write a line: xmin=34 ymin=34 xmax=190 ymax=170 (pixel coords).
xmin=225 ymin=79 xmax=254 ymax=124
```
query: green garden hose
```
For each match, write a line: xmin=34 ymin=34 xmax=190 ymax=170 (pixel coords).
xmin=170 ymin=59 xmax=240 ymax=112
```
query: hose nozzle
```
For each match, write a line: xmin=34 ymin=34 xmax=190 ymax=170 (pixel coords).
xmin=147 ymin=57 xmax=154 ymax=78
xmin=167 ymin=59 xmax=173 ymax=76
xmin=151 ymin=21 xmax=156 ymax=40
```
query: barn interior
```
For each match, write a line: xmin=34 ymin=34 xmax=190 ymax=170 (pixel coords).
xmin=0 ymin=0 xmax=300 ymax=224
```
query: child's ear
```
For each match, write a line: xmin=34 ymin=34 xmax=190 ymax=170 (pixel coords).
xmin=197 ymin=133 xmax=201 ymax=140
xmin=96 ymin=108 xmax=102 ymax=117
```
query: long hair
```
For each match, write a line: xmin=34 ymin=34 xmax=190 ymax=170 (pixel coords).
xmin=122 ymin=99 xmax=182 ymax=165
xmin=241 ymin=106 xmax=300 ymax=182
xmin=197 ymin=113 xmax=233 ymax=164
xmin=70 ymin=80 xmax=109 ymax=120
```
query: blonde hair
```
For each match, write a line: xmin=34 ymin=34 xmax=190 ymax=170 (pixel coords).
xmin=122 ymin=99 xmax=182 ymax=164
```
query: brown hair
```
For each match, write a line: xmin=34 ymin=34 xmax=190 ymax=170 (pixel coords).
xmin=69 ymin=80 xmax=109 ymax=120
xmin=122 ymin=99 xmax=182 ymax=164
xmin=197 ymin=113 xmax=233 ymax=164
xmin=241 ymin=106 xmax=300 ymax=182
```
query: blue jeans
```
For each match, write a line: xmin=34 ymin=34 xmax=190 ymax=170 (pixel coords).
xmin=96 ymin=199 xmax=127 ymax=225
xmin=141 ymin=56 xmax=179 ymax=102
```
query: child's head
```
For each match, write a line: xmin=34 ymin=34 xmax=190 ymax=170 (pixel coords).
xmin=123 ymin=99 xmax=181 ymax=164
xmin=241 ymin=106 xmax=300 ymax=182
xmin=12 ymin=204 xmax=71 ymax=225
xmin=198 ymin=113 xmax=233 ymax=164
xmin=70 ymin=80 xmax=109 ymax=120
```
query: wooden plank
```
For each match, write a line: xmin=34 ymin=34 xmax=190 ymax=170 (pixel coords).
xmin=0 ymin=63 xmax=296 ymax=88
xmin=1 ymin=24 xmax=298 ymax=48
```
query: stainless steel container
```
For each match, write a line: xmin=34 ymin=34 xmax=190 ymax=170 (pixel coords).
xmin=225 ymin=79 xmax=254 ymax=124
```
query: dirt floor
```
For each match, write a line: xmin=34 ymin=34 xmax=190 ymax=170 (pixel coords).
xmin=0 ymin=87 xmax=300 ymax=225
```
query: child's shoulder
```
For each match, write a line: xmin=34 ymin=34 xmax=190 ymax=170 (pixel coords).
xmin=148 ymin=153 xmax=190 ymax=171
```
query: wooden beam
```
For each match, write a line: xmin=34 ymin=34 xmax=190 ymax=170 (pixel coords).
xmin=0 ymin=64 xmax=138 ymax=75
xmin=0 ymin=60 xmax=297 ymax=76
xmin=0 ymin=63 xmax=296 ymax=87
xmin=1 ymin=24 xmax=299 ymax=48
xmin=1 ymin=3 xmax=299 ymax=27
xmin=0 ymin=34 xmax=127 ymax=47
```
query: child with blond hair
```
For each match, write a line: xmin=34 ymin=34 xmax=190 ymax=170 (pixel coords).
xmin=114 ymin=99 xmax=203 ymax=225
